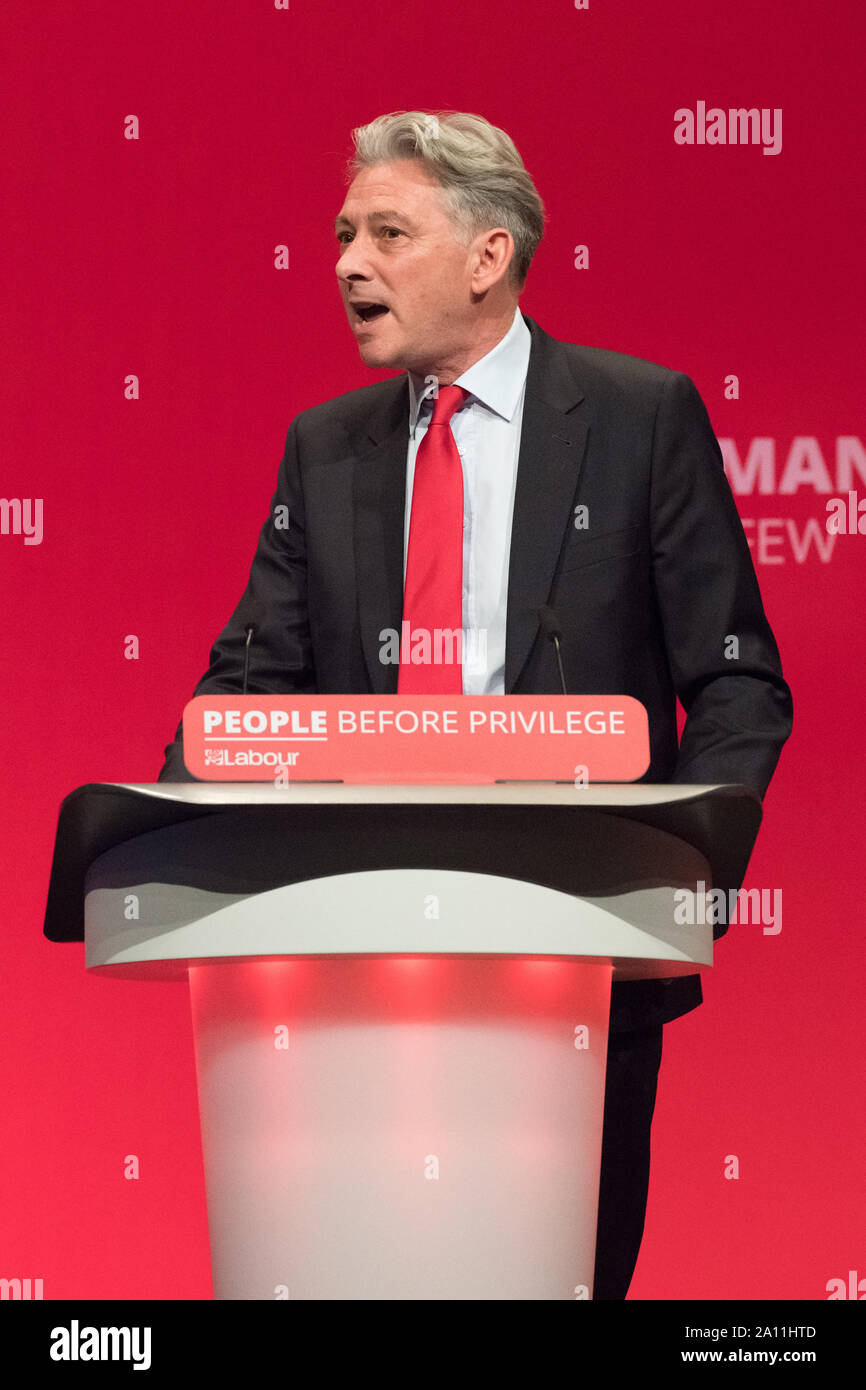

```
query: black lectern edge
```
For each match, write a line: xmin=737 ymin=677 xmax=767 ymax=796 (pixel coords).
xmin=43 ymin=781 xmax=761 ymax=945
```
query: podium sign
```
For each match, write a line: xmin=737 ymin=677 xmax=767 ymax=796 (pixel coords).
xmin=181 ymin=694 xmax=650 ymax=783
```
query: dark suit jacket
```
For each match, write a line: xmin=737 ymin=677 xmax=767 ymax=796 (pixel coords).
xmin=158 ymin=312 xmax=793 ymax=1031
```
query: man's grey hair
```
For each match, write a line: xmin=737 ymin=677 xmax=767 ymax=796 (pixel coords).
xmin=346 ymin=110 xmax=546 ymax=291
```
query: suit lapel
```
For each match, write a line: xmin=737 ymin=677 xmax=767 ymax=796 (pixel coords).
xmin=354 ymin=377 xmax=408 ymax=692
xmin=351 ymin=315 xmax=588 ymax=695
xmin=505 ymin=315 xmax=588 ymax=691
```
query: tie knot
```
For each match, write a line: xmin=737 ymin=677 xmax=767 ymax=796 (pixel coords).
xmin=429 ymin=383 xmax=467 ymax=426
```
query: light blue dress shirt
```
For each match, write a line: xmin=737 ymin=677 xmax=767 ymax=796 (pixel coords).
xmin=404 ymin=306 xmax=531 ymax=695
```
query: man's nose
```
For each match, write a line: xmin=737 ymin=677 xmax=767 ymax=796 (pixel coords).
xmin=336 ymin=235 xmax=374 ymax=282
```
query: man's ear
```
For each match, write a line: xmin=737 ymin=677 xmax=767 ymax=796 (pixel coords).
xmin=470 ymin=228 xmax=515 ymax=294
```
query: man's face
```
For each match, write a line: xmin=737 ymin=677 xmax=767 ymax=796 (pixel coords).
xmin=334 ymin=160 xmax=488 ymax=381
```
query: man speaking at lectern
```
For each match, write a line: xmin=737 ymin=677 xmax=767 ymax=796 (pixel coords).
xmin=158 ymin=111 xmax=793 ymax=1298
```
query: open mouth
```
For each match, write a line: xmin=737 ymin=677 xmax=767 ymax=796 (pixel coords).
xmin=352 ymin=302 xmax=390 ymax=323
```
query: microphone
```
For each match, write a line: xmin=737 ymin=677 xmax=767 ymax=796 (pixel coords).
xmin=537 ymin=606 xmax=567 ymax=695
xmin=242 ymin=625 xmax=256 ymax=696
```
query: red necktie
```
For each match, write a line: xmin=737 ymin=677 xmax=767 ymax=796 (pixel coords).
xmin=399 ymin=384 xmax=467 ymax=693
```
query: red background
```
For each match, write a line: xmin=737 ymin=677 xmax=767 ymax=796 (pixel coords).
xmin=3 ymin=0 xmax=864 ymax=1299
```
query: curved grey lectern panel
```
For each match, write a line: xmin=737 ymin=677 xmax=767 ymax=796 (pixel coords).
xmin=84 ymin=807 xmax=714 ymax=977
xmin=43 ymin=782 xmax=763 ymax=945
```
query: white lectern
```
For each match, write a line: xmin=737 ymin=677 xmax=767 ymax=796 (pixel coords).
xmin=44 ymin=781 xmax=761 ymax=1300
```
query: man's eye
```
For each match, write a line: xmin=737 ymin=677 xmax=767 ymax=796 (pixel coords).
xmin=336 ymin=226 xmax=403 ymax=245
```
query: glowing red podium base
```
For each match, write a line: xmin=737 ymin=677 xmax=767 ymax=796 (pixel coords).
xmin=189 ymin=954 xmax=612 ymax=1300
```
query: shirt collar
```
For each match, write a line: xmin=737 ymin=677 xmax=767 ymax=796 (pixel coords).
xmin=407 ymin=306 xmax=530 ymax=435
